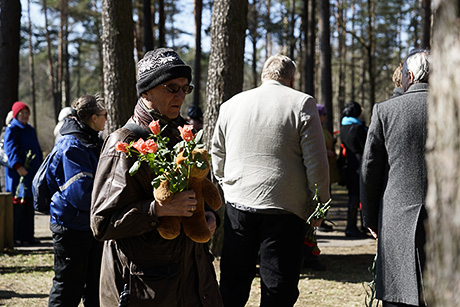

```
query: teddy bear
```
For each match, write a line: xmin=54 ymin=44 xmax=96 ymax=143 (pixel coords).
xmin=153 ymin=148 xmax=222 ymax=243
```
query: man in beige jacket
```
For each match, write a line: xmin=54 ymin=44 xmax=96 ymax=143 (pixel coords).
xmin=211 ymin=54 xmax=330 ymax=307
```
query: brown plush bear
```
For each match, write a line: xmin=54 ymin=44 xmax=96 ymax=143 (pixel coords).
xmin=153 ymin=148 xmax=222 ymax=243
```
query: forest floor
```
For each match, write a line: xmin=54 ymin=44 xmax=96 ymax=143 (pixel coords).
xmin=0 ymin=184 xmax=378 ymax=307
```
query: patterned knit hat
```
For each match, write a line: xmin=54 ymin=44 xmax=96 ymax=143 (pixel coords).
xmin=136 ymin=48 xmax=192 ymax=96
xmin=12 ymin=101 xmax=30 ymax=118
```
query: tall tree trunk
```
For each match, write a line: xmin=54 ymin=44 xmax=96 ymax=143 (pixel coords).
xmin=420 ymin=0 xmax=431 ymax=49
xmin=366 ymin=0 xmax=376 ymax=108
xmin=205 ymin=0 xmax=248 ymax=256
xmin=302 ymin=0 xmax=309 ymax=93
xmin=158 ymin=0 xmax=166 ymax=47
xmin=193 ymin=0 xmax=203 ymax=107
xmin=350 ymin=0 xmax=356 ymax=102
xmin=319 ymin=0 xmax=333 ymax=133
xmin=101 ymin=0 xmax=137 ymax=132
xmin=306 ymin=0 xmax=316 ymax=96
xmin=58 ymin=0 xmax=68 ymax=110
xmin=43 ymin=0 xmax=58 ymax=121
xmin=337 ymin=0 xmax=346 ymax=122
xmin=425 ymin=0 xmax=460 ymax=305
xmin=134 ymin=0 xmax=144 ymax=59
xmin=288 ymin=0 xmax=296 ymax=60
xmin=0 ymin=0 xmax=21 ymax=129
xmin=265 ymin=0 xmax=272 ymax=59
xmin=249 ymin=0 xmax=259 ymax=88
xmin=27 ymin=0 xmax=37 ymax=129
xmin=144 ymin=0 xmax=154 ymax=51
xmin=92 ymin=0 xmax=104 ymax=93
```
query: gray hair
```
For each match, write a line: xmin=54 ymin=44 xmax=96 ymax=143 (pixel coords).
xmin=402 ymin=49 xmax=430 ymax=83
xmin=72 ymin=94 xmax=105 ymax=122
xmin=261 ymin=54 xmax=296 ymax=83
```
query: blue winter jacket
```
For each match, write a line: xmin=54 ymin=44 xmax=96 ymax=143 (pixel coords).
xmin=47 ymin=117 xmax=102 ymax=231
xmin=4 ymin=118 xmax=43 ymax=198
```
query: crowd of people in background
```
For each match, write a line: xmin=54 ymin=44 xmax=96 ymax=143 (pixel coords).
xmin=0 ymin=47 xmax=430 ymax=307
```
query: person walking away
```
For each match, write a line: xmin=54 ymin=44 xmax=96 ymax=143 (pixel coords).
xmin=340 ymin=101 xmax=367 ymax=238
xmin=3 ymin=101 xmax=43 ymax=245
xmin=91 ymin=48 xmax=222 ymax=307
xmin=211 ymin=54 xmax=330 ymax=307
xmin=47 ymin=95 xmax=106 ymax=307
xmin=360 ymin=49 xmax=430 ymax=307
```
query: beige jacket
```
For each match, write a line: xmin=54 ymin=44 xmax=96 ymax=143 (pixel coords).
xmin=211 ymin=80 xmax=330 ymax=219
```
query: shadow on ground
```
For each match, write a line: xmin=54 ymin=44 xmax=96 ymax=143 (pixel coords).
xmin=0 ymin=290 xmax=49 ymax=300
xmin=301 ymin=253 xmax=375 ymax=284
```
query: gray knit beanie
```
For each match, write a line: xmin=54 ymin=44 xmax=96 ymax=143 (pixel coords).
xmin=136 ymin=48 xmax=192 ymax=96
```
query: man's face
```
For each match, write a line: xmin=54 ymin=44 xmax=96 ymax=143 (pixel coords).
xmin=142 ymin=77 xmax=189 ymax=120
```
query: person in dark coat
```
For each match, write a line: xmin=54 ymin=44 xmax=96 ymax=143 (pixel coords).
xmin=91 ymin=48 xmax=222 ymax=307
xmin=360 ymin=49 xmax=430 ymax=307
xmin=47 ymin=95 xmax=106 ymax=307
xmin=340 ymin=101 xmax=367 ymax=237
xmin=3 ymin=101 xmax=43 ymax=245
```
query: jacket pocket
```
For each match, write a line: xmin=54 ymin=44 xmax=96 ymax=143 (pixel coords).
xmin=129 ymin=262 xmax=180 ymax=304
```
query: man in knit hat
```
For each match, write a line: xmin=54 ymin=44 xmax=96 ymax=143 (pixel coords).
xmin=91 ymin=48 xmax=222 ymax=306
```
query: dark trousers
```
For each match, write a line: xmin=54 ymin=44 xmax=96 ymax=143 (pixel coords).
xmin=48 ymin=224 xmax=103 ymax=307
xmin=13 ymin=197 xmax=35 ymax=242
xmin=219 ymin=204 xmax=306 ymax=307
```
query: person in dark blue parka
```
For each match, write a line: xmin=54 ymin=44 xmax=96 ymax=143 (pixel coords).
xmin=47 ymin=95 xmax=107 ymax=307
xmin=4 ymin=101 xmax=43 ymax=245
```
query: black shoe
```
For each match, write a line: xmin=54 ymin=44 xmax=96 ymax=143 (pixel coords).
xmin=345 ymin=228 xmax=366 ymax=238
xmin=317 ymin=220 xmax=334 ymax=232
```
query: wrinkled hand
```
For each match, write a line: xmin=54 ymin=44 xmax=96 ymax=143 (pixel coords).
xmin=17 ymin=166 xmax=28 ymax=177
xmin=155 ymin=190 xmax=197 ymax=217
xmin=205 ymin=211 xmax=217 ymax=235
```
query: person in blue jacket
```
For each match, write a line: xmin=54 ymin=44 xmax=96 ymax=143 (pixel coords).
xmin=47 ymin=94 xmax=107 ymax=307
xmin=4 ymin=101 xmax=43 ymax=245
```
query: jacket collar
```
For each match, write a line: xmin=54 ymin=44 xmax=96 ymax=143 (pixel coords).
xmin=406 ymin=82 xmax=428 ymax=94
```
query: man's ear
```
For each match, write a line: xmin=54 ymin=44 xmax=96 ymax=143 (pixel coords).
xmin=408 ymin=71 xmax=415 ymax=85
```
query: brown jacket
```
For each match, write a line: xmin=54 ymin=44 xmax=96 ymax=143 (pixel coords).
xmin=91 ymin=120 xmax=222 ymax=307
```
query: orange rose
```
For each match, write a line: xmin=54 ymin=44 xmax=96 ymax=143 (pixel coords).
xmin=178 ymin=125 xmax=195 ymax=142
xmin=115 ymin=141 xmax=129 ymax=153
xmin=144 ymin=139 xmax=158 ymax=153
xmin=149 ymin=120 xmax=161 ymax=135
xmin=133 ymin=138 xmax=148 ymax=154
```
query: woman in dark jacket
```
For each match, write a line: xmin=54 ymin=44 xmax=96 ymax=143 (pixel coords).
xmin=4 ymin=101 xmax=43 ymax=245
xmin=47 ymin=95 xmax=107 ymax=307
xmin=340 ymin=101 xmax=367 ymax=237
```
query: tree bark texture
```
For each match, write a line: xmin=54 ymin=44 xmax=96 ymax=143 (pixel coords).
xmin=0 ymin=0 xmax=21 ymax=129
xmin=158 ymin=0 xmax=166 ymax=47
xmin=319 ymin=0 xmax=333 ymax=133
xmin=143 ymin=0 xmax=154 ymax=51
xmin=425 ymin=1 xmax=460 ymax=305
xmin=101 ymin=0 xmax=137 ymax=133
xmin=193 ymin=0 xmax=203 ymax=107
xmin=306 ymin=0 xmax=316 ymax=97
xmin=420 ymin=0 xmax=431 ymax=49
xmin=204 ymin=0 xmax=248 ymax=256
xmin=43 ymin=0 xmax=58 ymax=121
xmin=27 ymin=0 xmax=37 ymax=129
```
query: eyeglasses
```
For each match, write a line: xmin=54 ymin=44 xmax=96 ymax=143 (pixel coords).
xmin=96 ymin=113 xmax=108 ymax=119
xmin=161 ymin=83 xmax=194 ymax=95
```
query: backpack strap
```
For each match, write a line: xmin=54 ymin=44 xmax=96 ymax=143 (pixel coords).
xmin=123 ymin=122 xmax=150 ymax=140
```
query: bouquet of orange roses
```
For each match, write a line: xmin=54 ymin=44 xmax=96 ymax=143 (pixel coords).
xmin=115 ymin=120 xmax=206 ymax=193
